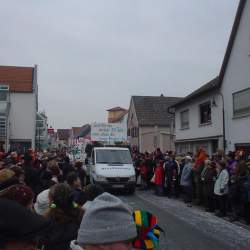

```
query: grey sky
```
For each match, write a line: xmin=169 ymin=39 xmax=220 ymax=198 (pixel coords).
xmin=0 ymin=0 xmax=239 ymax=128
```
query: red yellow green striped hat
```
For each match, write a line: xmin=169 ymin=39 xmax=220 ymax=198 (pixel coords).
xmin=132 ymin=210 xmax=164 ymax=250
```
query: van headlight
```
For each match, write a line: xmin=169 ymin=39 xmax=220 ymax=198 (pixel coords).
xmin=129 ymin=175 xmax=136 ymax=182
xmin=96 ymin=175 xmax=106 ymax=182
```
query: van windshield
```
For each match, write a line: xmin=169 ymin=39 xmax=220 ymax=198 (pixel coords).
xmin=96 ymin=150 xmax=133 ymax=164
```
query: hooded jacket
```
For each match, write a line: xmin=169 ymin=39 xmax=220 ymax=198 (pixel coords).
xmin=214 ymin=169 xmax=229 ymax=196
xmin=70 ymin=240 xmax=84 ymax=250
xmin=180 ymin=163 xmax=192 ymax=187
xmin=34 ymin=189 xmax=50 ymax=215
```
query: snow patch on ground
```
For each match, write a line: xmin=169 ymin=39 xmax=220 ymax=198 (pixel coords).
xmin=136 ymin=190 xmax=250 ymax=250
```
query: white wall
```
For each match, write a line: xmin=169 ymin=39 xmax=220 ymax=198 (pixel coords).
xmin=127 ymin=99 xmax=139 ymax=148
xmin=221 ymin=1 xmax=250 ymax=151
xmin=9 ymin=93 xmax=36 ymax=148
xmin=175 ymin=90 xmax=223 ymax=142
xmin=140 ymin=126 xmax=173 ymax=153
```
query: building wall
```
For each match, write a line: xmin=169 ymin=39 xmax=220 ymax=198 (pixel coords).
xmin=127 ymin=99 xmax=139 ymax=148
xmin=176 ymin=140 xmax=217 ymax=157
xmin=175 ymin=90 xmax=223 ymax=142
xmin=9 ymin=93 xmax=36 ymax=148
xmin=139 ymin=126 xmax=173 ymax=153
xmin=108 ymin=110 xmax=126 ymax=123
xmin=174 ymin=90 xmax=223 ymax=156
xmin=221 ymin=1 xmax=250 ymax=152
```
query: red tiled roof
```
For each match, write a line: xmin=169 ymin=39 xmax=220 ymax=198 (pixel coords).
xmin=72 ymin=127 xmax=82 ymax=136
xmin=57 ymin=129 xmax=70 ymax=140
xmin=107 ymin=107 xmax=127 ymax=112
xmin=108 ymin=110 xmax=128 ymax=123
xmin=0 ymin=66 xmax=34 ymax=92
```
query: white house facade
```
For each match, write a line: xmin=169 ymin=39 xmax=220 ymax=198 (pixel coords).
xmin=219 ymin=0 xmax=250 ymax=156
xmin=0 ymin=65 xmax=38 ymax=152
xmin=173 ymin=78 xmax=224 ymax=156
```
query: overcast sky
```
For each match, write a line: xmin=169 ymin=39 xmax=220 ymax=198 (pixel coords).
xmin=0 ymin=0 xmax=239 ymax=128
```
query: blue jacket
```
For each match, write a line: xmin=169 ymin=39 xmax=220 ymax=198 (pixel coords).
xmin=180 ymin=163 xmax=192 ymax=187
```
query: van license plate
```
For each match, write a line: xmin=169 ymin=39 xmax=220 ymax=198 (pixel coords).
xmin=112 ymin=184 xmax=124 ymax=188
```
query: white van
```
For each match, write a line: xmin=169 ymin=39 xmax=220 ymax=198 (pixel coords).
xmin=90 ymin=147 xmax=136 ymax=193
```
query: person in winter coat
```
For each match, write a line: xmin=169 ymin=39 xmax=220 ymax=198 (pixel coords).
xmin=62 ymin=156 xmax=75 ymax=181
xmin=82 ymin=184 xmax=104 ymax=210
xmin=226 ymin=151 xmax=240 ymax=221
xmin=0 ymin=198 xmax=50 ymax=250
xmin=75 ymin=192 xmax=137 ymax=250
xmin=154 ymin=161 xmax=164 ymax=196
xmin=23 ymin=154 xmax=41 ymax=196
xmin=180 ymin=156 xmax=193 ymax=206
xmin=201 ymin=161 xmax=217 ymax=212
xmin=154 ymin=148 xmax=164 ymax=162
xmin=145 ymin=152 xmax=155 ymax=187
xmin=66 ymin=172 xmax=86 ymax=206
xmin=238 ymin=161 xmax=250 ymax=224
xmin=40 ymin=183 xmax=84 ymax=250
xmin=193 ymin=148 xmax=206 ymax=205
xmin=164 ymin=154 xmax=178 ymax=197
xmin=47 ymin=160 xmax=63 ymax=184
xmin=0 ymin=184 xmax=34 ymax=210
xmin=75 ymin=161 xmax=86 ymax=188
xmin=139 ymin=160 xmax=148 ymax=190
xmin=214 ymin=161 xmax=229 ymax=217
xmin=34 ymin=188 xmax=51 ymax=215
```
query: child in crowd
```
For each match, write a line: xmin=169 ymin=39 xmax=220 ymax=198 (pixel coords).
xmin=154 ymin=161 xmax=165 ymax=196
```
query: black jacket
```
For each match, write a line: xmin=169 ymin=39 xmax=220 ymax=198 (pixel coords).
xmin=40 ymin=219 xmax=80 ymax=250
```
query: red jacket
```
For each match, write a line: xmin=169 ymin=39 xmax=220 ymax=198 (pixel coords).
xmin=154 ymin=166 xmax=164 ymax=185
xmin=140 ymin=165 xmax=148 ymax=178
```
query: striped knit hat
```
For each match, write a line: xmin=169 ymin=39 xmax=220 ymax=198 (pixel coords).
xmin=133 ymin=210 xmax=164 ymax=250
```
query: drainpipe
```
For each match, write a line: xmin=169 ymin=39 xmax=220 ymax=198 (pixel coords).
xmin=217 ymin=93 xmax=226 ymax=151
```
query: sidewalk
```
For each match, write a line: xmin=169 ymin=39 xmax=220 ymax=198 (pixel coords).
xmin=136 ymin=189 xmax=250 ymax=249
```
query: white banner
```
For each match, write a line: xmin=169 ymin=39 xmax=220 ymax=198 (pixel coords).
xmin=91 ymin=123 xmax=127 ymax=142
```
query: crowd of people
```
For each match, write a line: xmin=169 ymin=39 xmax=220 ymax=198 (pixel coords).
xmin=132 ymin=147 xmax=250 ymax=224
xmin=0 ymin=148 xmax=163 ymax=250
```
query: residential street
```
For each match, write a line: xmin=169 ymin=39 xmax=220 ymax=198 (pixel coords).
xmin=119 ymin=190 xmax=250 ymax=250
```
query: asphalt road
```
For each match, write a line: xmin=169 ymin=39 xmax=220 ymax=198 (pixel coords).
xmin=117 ymin=190 xmax=250 ymax=250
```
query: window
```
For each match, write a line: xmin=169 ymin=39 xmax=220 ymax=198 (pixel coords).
xmin=180 ymin=110 xmax=189 ymax=129
xmin=131 ymin=127 xmax=138 ymax=138
xmin=0 ymin=102 xmax=8 ymax=115
xmin=0 ymin=117 xmax=6 ymax=137
xmin=127 ymin=128 xmax=131 ymax=136
xmin=96 ymin=149 xmax=133 ymax=164
xmin=0 ymin=92 xmax=7 ymax=101
xmin=200 ymin=102 xmax=211 ymax=124
xmin=36 ymin=120 xmax=44 ymax=128
xmin=233 ymin=88 xmax=250 ymax=117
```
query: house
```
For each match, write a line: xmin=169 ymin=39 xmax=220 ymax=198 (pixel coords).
xmin=107 ymin=107 xmax=128 ymax=123
xmin=69 ymin=127 xmax=82 ymax=146
xmin=172 ymin=77 xmax=224 ymax=156
xmin=127 ymin=95 xmax=182 ymax=153
xmin=219 ymin=0 xmax=250 ymax=156
xmin=57 ymin=129 xmax=70 ymax=147
xmin=75 ymin=124 xmax=91 ymax=140
xmin=0 ymin=65 xmax=38 ymax=151
xmin=36 ymin=112 xmax=48 ymax=150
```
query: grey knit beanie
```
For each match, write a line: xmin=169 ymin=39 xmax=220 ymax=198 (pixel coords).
xmin=77 ymin=192 xmax=137 ymax=245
